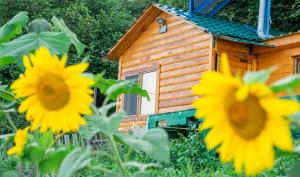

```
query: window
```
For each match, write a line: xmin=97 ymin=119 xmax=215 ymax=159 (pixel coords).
xmin=124 ymin=75 xmax=138 ymax=116
xmin=123 ymin=70 xmax=157 ymax=116
xmin=141 ymin=71 xmax=157 ymax=114
xmin=295 ymin=57 xmax=300 ymax=74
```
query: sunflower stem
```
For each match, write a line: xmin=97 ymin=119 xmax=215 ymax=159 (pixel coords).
xmin=108 ymin=134 xmax=127 ymax=176
xmin=3 ymin=111 xmax=17 ymax=131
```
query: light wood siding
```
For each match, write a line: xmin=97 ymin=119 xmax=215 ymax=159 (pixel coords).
xmin=217 ymin=39 xmax=256 ymax=74
xmin=256 ymin=47 xmax=300 ymax=84
xmin=117 ymin=12 xmax=212 ymax=131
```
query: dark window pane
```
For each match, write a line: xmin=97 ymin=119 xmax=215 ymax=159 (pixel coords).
xmin=124 ymin=75 xmax=138 ymax=115
xmin=296 ymin=58 xmax=300 ymax=73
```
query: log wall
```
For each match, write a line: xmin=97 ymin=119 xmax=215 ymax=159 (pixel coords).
xmin=256 ymin=46 xmax=300 ymax=84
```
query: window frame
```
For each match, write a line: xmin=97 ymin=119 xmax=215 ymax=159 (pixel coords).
xmin=122 ymin=65 xmax=160 ymax=117
xmin=293 ymin=56 xmax=300 ymax=74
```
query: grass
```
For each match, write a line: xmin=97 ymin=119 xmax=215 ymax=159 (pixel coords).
xmin=1 ymin=131 xmax=299 ymax=177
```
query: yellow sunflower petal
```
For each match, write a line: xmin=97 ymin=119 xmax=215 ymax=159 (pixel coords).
xmin=11 ymin=47 xmax=94 ymax=134
xmin=260 ymin=97 xmax=299 ymax=116
xmin=220 ymin=53 xmax=231 ymax=77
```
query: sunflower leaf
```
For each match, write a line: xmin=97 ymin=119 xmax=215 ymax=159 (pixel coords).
xmin=0 ymin=32 xmax=71 ymax=68
xmin=0 ymin=11 xmax=28 ymax=44
xmin=271 ymin=74 xmax=300 ymax=93
xmin=119 ymin=128 xmax=170 ymax=163
xmin=94 ymin=74 xmax=149 ymax=101
xmin=52 ymin=17 xmax=85 ymax=57
xmin=243 ymin=68 xmax=274 ymax=85
xmin=57 ymin=148 xmax=91 ymax=177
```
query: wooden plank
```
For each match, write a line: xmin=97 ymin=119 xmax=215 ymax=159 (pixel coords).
xmin=161 ymin=57 xmax=209 ymax=72
xmin=159 ymin=105 xmax=193 ymax=114
xmin=159 ymin=89 xmax=194 ymax=101
xmin=123 ymin=34 xmax=210 ymax=62
xmin=107 ymin=6 xmax=161 ymax=59
xmin=217 ymin=39 xmax=249 ymax=53
xmin=160 ymin=64 xmax=209 ymax=80
xmin=123 ymin=64 xmax=160 ymax=76
xmin=120 ymin=121 xmax=147 ymax=128
xmin=160 ymin=73 xmax=201 ymax=87
xmin=160 ymin=80 xmax=199 ymax=94
xmin=123 ymin=42 xmax=210 ymax=68
xmin=159 ymin=96 xmax=198 ymax=108
xmin=122 ymin=49 xmax=209 ymax=73
xmin=124 ymin=31 xmax=208 ymax=57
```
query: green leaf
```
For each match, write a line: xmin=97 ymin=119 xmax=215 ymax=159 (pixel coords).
xmin=39 ymin=131 xmax=54 ymax=148
xmin=81 ymin=105 xmax=125 ymax=136
xmin=0 ymin=11 xmax=28 ymax=44
xmin=57 ymin=148 xmax=91 ymax=177
xmin=39 ymin=147 xmax=70 ymax=174
xmin=132 ymin=171 xmax=149 ymax=177
xmin=0 ymin=32 xmax=71 ymax=67
xmin=23 ymin=144 xmax=46 ymax=162
xmin=104 ymin=171 xmax=122 ymax=177
xmin=243 ymin=68 xmax=274 ymax=85
xmin=271 ymin=74 xmax=300 ymax=93
xmin=0 ymin=56 xmax=15 ymax=67
xmin=52 ymin=17 xmax=85 ymax=56
xmin=120 ymin=128 xmax=170 ymax=163
xmin=1 ymin=171 xmax=18 ymax=177
xmin=288 ymin=161 xmax=300 ymax=177
xmin=28 ymin=19 xmax=52 ymax=33
xmin=0 ymin=87 xmax=15 ymax=101
xmin=94 ymin=74 xmax=149 ymax=101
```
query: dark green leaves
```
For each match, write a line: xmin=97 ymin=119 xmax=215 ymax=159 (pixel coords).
xmin=0 ymin=11 xmax=28 ymax=44
xmin=94 ymin=74 xmax=149 ymax=101
xmin=271 ymin=74 xmax=300 ymax=93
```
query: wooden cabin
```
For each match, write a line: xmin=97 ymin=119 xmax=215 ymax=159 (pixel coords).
xmin=106 ymin=4 xmax=300 ymax=132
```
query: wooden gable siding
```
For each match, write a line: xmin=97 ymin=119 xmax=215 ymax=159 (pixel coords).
xmin=118 ymin=12 xmax=212 ymax=132
xmin=253 ymin=34 xmax=300 ymax=85
xmin=217 ymin=39 xmax=256 ymax=74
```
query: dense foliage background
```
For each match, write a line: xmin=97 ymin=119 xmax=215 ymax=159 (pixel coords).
xmin=0 ymin=0 xmax=299 ymax=133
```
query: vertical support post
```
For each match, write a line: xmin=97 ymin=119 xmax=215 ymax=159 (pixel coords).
xmin=257 ymin=0 xmax=271 ymax=38
xmin=188 ymin=0 xmax=193 ymax=19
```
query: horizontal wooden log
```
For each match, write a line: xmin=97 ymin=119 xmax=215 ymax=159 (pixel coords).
xmin=160 ymin=64 xmax=209 ymax=80
xmin=125 ymin=30 xmax=205 ymax=57
xmin=123 ymin=35 xmax=210 ymax=62
xmin=161 ymin=56 xmax=209 ymax=72
xmin=123 ymin=42 xmax=210 ymax=68
xmin=160 ymin=80 xmax=199 ymax=94
xmin=160 ymin=73 xmax=201 ymax=87
xmin=159 ymin=89 xmax=194 ymax=101
xmin=159 ymin=96 xmax=198 ymax=108
xmin=159 ymin=105 xmax=193 ymax=114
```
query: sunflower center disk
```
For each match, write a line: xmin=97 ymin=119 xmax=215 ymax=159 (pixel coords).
xmin=228 ymin=95 xmax=267 ymax=140
xmin=37 ymin=74 xmax=70 ymax=110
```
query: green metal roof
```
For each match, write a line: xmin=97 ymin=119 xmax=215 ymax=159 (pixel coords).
xmin=157 ymin=4 xmax=278 ymax=47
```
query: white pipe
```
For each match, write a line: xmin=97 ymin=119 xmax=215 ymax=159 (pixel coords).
xmin=257 ymin=0 xmax=266 ymax=38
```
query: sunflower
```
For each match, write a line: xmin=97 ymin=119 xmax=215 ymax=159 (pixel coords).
xmin=7 ymin=127 xmax=29 ymax=156
xmin=192 ymin=53 xmax=299 ymax=175
xmin=11 ymin=47 xmax=94 ymax=134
